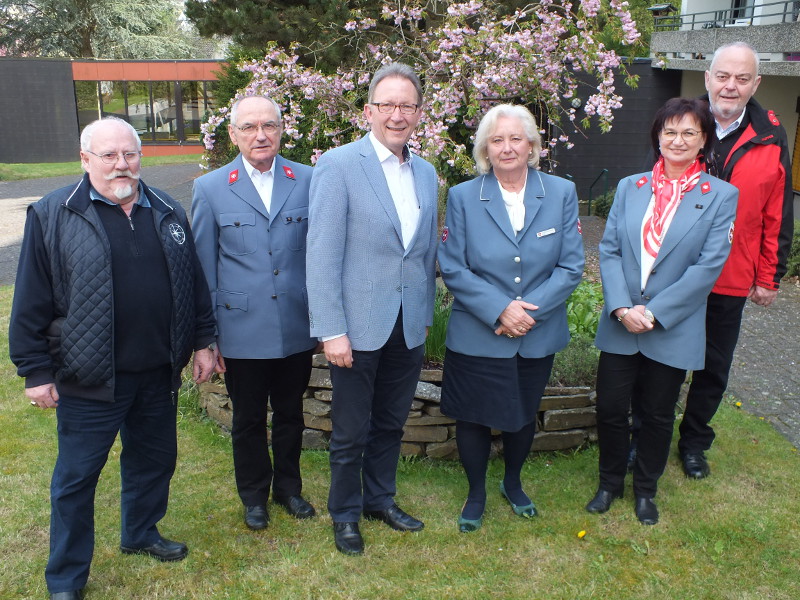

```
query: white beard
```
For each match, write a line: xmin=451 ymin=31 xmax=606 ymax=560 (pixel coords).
xmin=112 ymin=183 xmax=134 ymax=200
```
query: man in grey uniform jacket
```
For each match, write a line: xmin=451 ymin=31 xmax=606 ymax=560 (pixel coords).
xmin=192 ymin=95 xmax=317 ymax=532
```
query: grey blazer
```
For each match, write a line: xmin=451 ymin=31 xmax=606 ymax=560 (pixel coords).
xmin=306 ymin=136 xmax=439 ymax=351
xmin=438 ymin=169 xmax=584 ymax=358
xmin=594 ymin=171 xmax=739 ymax=370
xmin=191 ymin=154 xmax=316 ymax=359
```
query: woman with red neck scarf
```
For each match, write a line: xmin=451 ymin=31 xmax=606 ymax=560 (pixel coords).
xmin=586 ymin=98 xmax=739 ymax=525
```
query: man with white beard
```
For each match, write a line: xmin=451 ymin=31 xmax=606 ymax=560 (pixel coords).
xmin=9 ymin=117 xmax=217 ymax=600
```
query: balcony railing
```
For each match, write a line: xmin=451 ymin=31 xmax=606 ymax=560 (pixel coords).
xmin=654 ymin=1 xmax=800 ymax=31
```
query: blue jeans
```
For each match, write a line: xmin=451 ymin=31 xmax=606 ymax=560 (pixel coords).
xmin=46 ymin=366 xmax=176 ymax=593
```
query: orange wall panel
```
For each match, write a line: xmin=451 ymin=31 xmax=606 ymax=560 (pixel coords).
xmin=72 ymin=61 xmax=223 ymax=82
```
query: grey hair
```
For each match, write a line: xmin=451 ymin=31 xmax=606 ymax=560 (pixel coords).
xmin=230 ymin=95 xmax=283 ymax=126
xmin=80 ymin=116 xmax=141 ymax=152
xmin=709 ymin=41 xmax=760 ymax=76
xmin=367 ymin=63 xmax=423 ymax=105
xmin=472 ymin=104 xmax=542 ymax=174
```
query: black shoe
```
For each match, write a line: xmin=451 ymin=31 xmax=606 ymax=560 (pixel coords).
xmin=274 ymin=494 xmax=316 ymax=519
xmin=333 ymin=522 xmax=364 ymax=555
xmin=50 ymin=591 xmax=84 ymax=600
xmin=585 ymin=488 xmax=623 ymax=514
xmin=243 ymin=505 xmax=269 ymax=530
xmin=634 ymin=496 xmax=659 ymax=525
xmin=120 ymin=537 xmax=188 ymax=562
xmin=682 ymin=452 xmax=710 ymax=479
xmin=363 ymin=503 xmax=424 ymax=532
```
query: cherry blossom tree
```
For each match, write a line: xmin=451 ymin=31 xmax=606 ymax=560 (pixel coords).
xmin=201 ymin=0 xmax=642 ymax=180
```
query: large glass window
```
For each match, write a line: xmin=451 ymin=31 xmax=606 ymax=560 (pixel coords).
xmin=75 ymin=79 xmax=214 ymax=145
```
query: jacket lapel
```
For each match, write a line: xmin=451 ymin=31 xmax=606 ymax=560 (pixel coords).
xmin=515 ymin=169 xmax=544 ymax=242
xmin=482 ymin=173 xmax=519 ymax=245
xmin=269 ymin=155 xmax=296 ymax=221
xmin=228 ymin=155 xmax=269 ymax=220
xmin=359 ymin=136 xmax=405 ymax=246
xmin=625 ymin=175 xmax=652 ymax=267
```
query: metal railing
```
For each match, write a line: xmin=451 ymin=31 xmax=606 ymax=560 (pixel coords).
xmin=654 ymin=1 xmax=799 ymax=31
xmin=587 ymin=169 xmax=608 ymax=217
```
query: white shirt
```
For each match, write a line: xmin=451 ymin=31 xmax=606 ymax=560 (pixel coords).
xmin=499 ymin=173 xmax=527 ymax=234
xmin=715 ymin=106 xmax=747 ymax=140
xmin=369 ymin=132 xmax=420 ymax=249
xmin=242 ymin=156 xmax=276 ymax=215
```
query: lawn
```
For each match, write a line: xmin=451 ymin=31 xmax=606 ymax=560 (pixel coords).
xmin=0 ymin=154 xmax=202 ymax=182
xmin=0 ymin=284 xmax=798 ymax=599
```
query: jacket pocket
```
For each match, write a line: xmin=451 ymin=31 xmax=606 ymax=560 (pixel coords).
xmin=219 ymin=212 xmax=257 ymax=255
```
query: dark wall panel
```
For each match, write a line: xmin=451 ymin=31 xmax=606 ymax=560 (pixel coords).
xmin=551 ymin=60 xmax=682 ymax=204
xmin=0 ymin=59 xmax=79 ymax=163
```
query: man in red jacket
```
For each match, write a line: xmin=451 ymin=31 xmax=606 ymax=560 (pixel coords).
xmin=678 ymin=41 xmax=794 ymax=478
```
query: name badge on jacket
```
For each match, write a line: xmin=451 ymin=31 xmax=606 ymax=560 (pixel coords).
xmin=537 ymin=227 xmax=556 ymax=238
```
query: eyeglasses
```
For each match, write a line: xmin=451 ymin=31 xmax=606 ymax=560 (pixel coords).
xmin=370 ymin=102 xmax=419 ymax=115
xmin=661 ymin=129 xmax=701 ymax=141
xmin=234 ymin=122 xmax=280 ymax=135
xmin=86 ymin=150 xmax=141 ymax=164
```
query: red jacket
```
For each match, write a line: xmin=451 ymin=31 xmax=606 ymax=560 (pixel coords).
xmin=711 ymin=97 xmax=794 ymax=296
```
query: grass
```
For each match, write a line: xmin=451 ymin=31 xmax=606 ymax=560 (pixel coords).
xmin=1 ymin=284 xmax=799 ymax=599
xmin=0 ymin=154 xmax=202 ymax=182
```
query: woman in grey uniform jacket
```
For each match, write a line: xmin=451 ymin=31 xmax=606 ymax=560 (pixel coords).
xmin=438 ymin=104 xmax=584 ymax=532
xmin=587 ymin=97 xmax=738 ymax=525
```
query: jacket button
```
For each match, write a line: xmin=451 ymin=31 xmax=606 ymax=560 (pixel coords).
xmin=274 ymin=269 xmax=279 ymax=275
xmin=225 ymin=303 xmax=231 ymax=309
xmin=514 ymin=256 xmax=521 ymax=263
xmin=234 ymin=221 xmax=240 ymax=226
xmin=396 ymin=286 xmax=402 ymax=292
xmin=271 ymin=295 xmax=277 ymax=299
xmin=516 ymin=296 xmax=522 ymax=301
xmin=514 ymin=277 xmax=521 ymax=283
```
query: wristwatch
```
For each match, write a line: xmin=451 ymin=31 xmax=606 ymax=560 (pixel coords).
xmin=207 ymin=341 xmax=218 ymax=352
xmin=616 ymin=308 xmax=630 ymax=322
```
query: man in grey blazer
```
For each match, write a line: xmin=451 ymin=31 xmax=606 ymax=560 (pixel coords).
xmin=192 ymin=95 xmax=317 ymax=531
xmin=306 ymin=63 xmax=438 ymax=555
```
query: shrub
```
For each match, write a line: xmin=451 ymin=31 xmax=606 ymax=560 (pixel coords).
xmin=590 ymin=188 xmax=615 ymax=220
xmin=566 ymin=280 xmax=604 ymax=339
xmin=785 ymin=220 xmax=800 ymax=278
xmin=549 ymin=334 xmax=599 ymax=387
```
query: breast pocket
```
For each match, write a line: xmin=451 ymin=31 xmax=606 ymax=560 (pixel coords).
xmin=281 ymin=207 xmax=309 ymax=251
xmin=219 ymin=213 xmax=257 ymax=255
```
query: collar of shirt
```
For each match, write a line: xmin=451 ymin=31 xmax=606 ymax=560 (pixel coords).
xmin=241 ymin=155 xmax=276 ymax=213
xmin=89 ymin=181 xmax=149 ymax=207
xmin=369 ymin=132 xmax=412 ymax=166
xmin=715 ymin=106 xmax=747 ymax=140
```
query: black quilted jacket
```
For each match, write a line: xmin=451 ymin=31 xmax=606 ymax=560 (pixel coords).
xmin=9 ymin=174 xmax=216 ymax=402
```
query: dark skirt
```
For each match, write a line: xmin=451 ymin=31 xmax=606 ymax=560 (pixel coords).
xmin=440 ymin=349 xmax=555 ymax=432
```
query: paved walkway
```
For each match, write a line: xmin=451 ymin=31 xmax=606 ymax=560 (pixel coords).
xmin=1 ymin=172 xmax=797 ymax=448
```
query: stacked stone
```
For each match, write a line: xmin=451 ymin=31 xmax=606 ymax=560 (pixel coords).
xmin=198 ymin=354 xmax=598 ymax=460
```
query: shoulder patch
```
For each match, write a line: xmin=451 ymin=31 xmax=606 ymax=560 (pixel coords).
xmin=701 ymin=181 xmax=711 ymax=195
xmin=636 ymin=176 xmax=648 ymax=189
xmin=228 ymin=169 xmax=239 ymax=185
xmin=283 ymin=165 xmax=295 ymax=180
xmin=767 ymin=110 xmax=780 ymax=126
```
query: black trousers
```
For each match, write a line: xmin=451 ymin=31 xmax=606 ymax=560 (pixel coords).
xmin=596 ymin=352 xmax=686 ymax=498
xmin=327 ymin=310 xmax=425 ymax=522
xmin=678 ymin=293 xmax=747 ymax=455
xmin=224 ymin=351 xmax=313 ymax=506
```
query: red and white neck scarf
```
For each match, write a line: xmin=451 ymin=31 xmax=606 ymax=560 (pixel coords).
xmin=643 ymin=157 xmax=702 ymax=259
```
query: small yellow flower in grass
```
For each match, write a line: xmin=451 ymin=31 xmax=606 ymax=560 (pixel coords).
xmin=735 ymin=401 xmax=742 ymax=408
xmin=578 ymin=530 xmax=587 ymax=539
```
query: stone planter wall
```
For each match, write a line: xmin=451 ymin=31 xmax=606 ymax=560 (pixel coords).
xmin=199 ymin=354 xmax=597 ymax=460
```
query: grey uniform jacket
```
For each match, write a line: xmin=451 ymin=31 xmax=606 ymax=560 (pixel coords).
xmin=191 ymin=154 xmax=316 ymax=359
